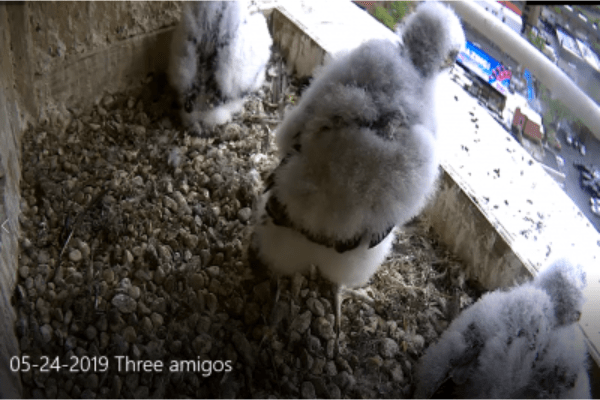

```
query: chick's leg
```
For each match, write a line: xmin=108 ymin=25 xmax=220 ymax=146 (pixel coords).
xmin=334 ymin=284 xmax=377 ymax=354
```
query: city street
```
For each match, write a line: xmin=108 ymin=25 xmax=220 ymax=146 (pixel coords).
xmin=553 ymin=127 xmax=600 ymax=233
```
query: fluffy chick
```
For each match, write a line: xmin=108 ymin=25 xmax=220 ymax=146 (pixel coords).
xmin=414 ymin=258 xmax=590 ymax=399
xmin=168 ymin=1 xmax=272 ymax=130
xmin=252 ymin=2 xmax=465 ymax=340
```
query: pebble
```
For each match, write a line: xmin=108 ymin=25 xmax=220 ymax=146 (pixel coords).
xmin=333 ymin=371 xmax=355 ymax=391
xmin=128 ymin=286 xmax=141 ymax=300
xmin=192 ymin=333 xmax=212 ymax=355
xmin=85 ymin=374 xmax=99 ymax=390
xmin=310 ymin=377 xmax=330 ymax=398
xmin=79 ymin=242 xmax=91 ymax=259
xmin=19 ymin=265 xmax=29 ymax=279
xmin=150 ymin=312 xmax=163 ymax=328
xmin=300 ymin=381 xmax=316 ymax=399
xmin=232 ymin=331 xmax=254 ymax=367
xmin=312 ymin=316 xmax=334 ymax=340
xmin=389 ymin=365 xmax=405 ymax=383
xmin=69 ymin=249 xmax=82 ymax=263
xmin=306 ymin=298 xmax=325 ymax=317
xmin=85 ymin=326 xmax=97 ymax=340
xmin=207 ymin=266 xmax=220 ymax=278
xmin=290 ymin=310 xmax=312 ymax=334
xmin=189 ymin=273 xmax=205 ymax=290
xmin=140 ymin=317 xmax=153 ymax=333
xmin=111 ymin=294 xmax=137 ymax=314
xmin=39 ymin=324 xmax=53 ymax=343
xmin=102 ymin=269 xmax=115 ymax=284
xmin=380 ymin=337 xmax=400 ymax=359
xmin=237 ymin=207 xmax=252 ymax=223
xmin=37 ymin=250 xmax=50 ymax=264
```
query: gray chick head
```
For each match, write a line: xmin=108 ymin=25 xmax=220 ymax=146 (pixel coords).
xmin=533 ymin=258 xmax=587 ymax=326
xmin=397 ymin=1 xmax=465 ymax=78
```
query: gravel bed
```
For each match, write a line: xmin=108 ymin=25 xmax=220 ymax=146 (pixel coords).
xmin=14 ymin=55 xmax=482 ymax=399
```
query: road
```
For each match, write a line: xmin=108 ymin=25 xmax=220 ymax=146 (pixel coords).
xmin=550 ymin=128 xmax=600 ymax=233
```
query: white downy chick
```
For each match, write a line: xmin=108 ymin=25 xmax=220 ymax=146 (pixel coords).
xmin=414 ymin=258 xmax=590 ymax=399
xmin=252 ymin=2 xmax=465 ymax=339
xmin=168 ymin=1 xmax=272 ymax=130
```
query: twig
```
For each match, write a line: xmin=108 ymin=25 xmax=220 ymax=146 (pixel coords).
xmin=59 ymin=184 xmax=110 ymax=259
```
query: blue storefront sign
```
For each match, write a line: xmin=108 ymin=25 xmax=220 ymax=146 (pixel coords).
xmin=457 ymin=41 xmax=511 ymax=95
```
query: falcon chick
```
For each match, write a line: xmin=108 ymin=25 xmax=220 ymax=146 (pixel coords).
xmin=252 ymin=2 xmax=465 ymax=344
xmin=168 ymin=1 xmax=272 ymax=131
xmin=414 ymin=258 xmax=590 ymax=399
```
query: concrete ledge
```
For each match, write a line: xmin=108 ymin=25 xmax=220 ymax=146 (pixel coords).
xmin=38 ymin=27 xmax=174 ymax=115
xmin=272 ymin=1 xmax=399 ymax=77
xmin=0 ymin=4 xmax=24 ymax=399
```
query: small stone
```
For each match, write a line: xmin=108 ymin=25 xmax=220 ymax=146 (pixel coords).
xmin=128 ymin=286 xmax=141 ymax=300
xmin=123 ymin=326 xmax=137 ymax=343
xmin=252 ymin=280 xmax=271 ymax=304
xmin=134 ymin=386 xmax=149 ymax=399
xmin=150 ymin=313 xmax=163 ymax=328
xmin=102 ymin=269 xmax=115 ymax=284
xmin=307 ymin=298 xmax=325 ymax=317
xmin=85 ymin=326 xmax=97 ymax=340
xmin=192 ymin=333 xmax=212 ymax=355
xmin=164 ymin=196 xmax=178 ymax=213
xmin=69 ymin=249 xmax=82 ymax=262
xmin=189 ymin=273 xmax=205 ymax=290
xmin=79 ymin=242 xmax=91 ymax=259
xmin=37 ymin=250 xmax=50 ymax=264
xmin=85 ymin=374 xmax=99 ymax=390
xmin=409 ymin=334 xmax=425 ymax=353
xmin=306 ymin=335 xmax=322 ymax=355
xmin=324 ymin=360 xmax=337 ymax=376
xmin=111 ymin=294 xmax=137 ymax=314
xmin=111 ymin=375 xmax=122 ymax=398
xmin=39 ymin=324 xmax=53 ymax=343
xmin=154 ymin=266 xmax=166 ymax=285
xmin=312 ymin=316 xmax=334 ymax=340
xmin=205 ymin=293 xmax=217 ymax=314
xmin=125 ymin=250 xmax=134 ymax=264
xmin=380 ymin=337 xmax=400 ymax=359
xmin=19 ymin=265 xmax=29 ymax=279
xmin=300 ymin=381 xmax=316 ymax=399
xmin=232 ymin=331 xmax=255 ymax=367
xmin=333 ymin=371 xmax=355 ymax=391
xmin=140 ymin=317 xmax=153 ymax=333
xmin=207 ymin=266 xmax=220 ymax=278
xmin=290 ymin=310 xmax=312 ymax=334
xmin=327 ymin=383 xmax=341 ymax=399
xmin=309 ymin=377 xmax=330 ymax=398
xmin=389 ymin=365 xmax=405 ymax=383
xmin=290 ymin=273 xmax=306 ymax=299
xmin=131 ymin=125 xmax=146 ymax=135
xmin=300 ymin=349 xmax=314 ymax=369
xmin=237 ymin=207 xmax=252 ymax=223
xmin=244 ymin=302 xmax=261 ymax=325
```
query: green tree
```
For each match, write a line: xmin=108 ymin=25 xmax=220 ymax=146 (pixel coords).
xmin=375 ymin=6 xmax=396 ymax=30
xmin=527 ymin=30 xmax=545 ymax=52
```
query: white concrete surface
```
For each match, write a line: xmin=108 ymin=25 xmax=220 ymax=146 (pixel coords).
xmin=272 ymin=1 xmax=399 ymax=77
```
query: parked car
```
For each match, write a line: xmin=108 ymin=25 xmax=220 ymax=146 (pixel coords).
xmin=566 ymin=131 xmax=574 ymax=146
xmin=590 ymin=197 xmax=600 ymax=217
xmin=574 ymin=163 xmax=600 ymax=198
